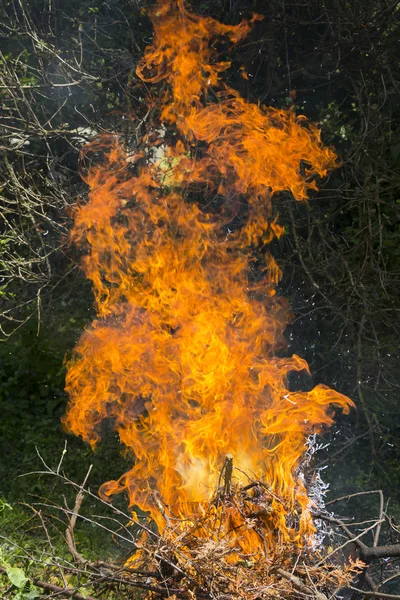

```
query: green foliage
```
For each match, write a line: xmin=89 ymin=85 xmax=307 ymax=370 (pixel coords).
xmin=0 ymin=496 xmax=145 ymax=599
xmin=0 ymin=502 xmax=40 ymax=599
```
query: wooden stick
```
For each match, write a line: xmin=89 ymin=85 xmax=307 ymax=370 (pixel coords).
xmin=65 ymin=465 xmax=93 ymax=564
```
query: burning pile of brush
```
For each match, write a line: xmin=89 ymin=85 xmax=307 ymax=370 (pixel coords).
xmin=62 ymin=0 xmax=359 ymax=597
xmin=124 ymin=456 xmax=363 ymax=599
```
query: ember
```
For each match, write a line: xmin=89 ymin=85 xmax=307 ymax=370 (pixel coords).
xmin=63 ymin=0 xmax=354 ymax=585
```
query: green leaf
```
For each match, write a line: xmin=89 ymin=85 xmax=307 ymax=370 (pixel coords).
xmin=15 ymin=588 xmax=40 ymax=600
xmin=6 ymin=566 xmax=28 ymax=588
xmin=0 ymin=498 xmax=13 ymax=512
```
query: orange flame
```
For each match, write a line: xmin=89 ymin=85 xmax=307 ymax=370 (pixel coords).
xmin=63 ymin=0 xmax=353 ymax=555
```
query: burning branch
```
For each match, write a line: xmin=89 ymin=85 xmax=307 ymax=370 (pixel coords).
xmin=217 ymin=454 xmax=234 ymax=499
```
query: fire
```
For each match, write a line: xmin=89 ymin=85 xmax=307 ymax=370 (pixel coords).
xmin=63 ymin=0 xmax=354 ymax=557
